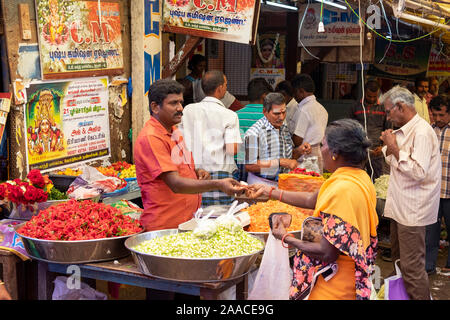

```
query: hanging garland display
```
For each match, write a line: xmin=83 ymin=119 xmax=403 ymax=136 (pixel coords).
xmin=256 ymin=33 xmax=280 ymax=64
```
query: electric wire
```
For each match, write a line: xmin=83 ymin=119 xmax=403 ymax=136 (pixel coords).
xmin=343 ymin=0 xmax=450 ymax=43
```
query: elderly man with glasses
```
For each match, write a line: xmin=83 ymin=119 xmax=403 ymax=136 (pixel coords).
xmin=379 ymin=86 xmax=441 ymax=300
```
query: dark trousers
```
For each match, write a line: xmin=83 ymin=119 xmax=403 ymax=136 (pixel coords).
xmin=426 ymin=198 xmax=450 ymax=270
xmin=390 ymin=220 xmax=431 ymax=300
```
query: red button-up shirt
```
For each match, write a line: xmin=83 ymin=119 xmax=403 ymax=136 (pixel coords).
xmin=134 ymin=117 xmax=201 ymax=231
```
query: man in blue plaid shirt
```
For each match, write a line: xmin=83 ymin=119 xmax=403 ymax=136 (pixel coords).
xmin=244 ymin=92 xmax=311 ymax=185
xmin=426 ymin=95 xmax=450 ymax=275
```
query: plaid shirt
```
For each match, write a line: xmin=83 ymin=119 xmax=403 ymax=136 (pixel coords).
xmin=244 ymin=116 xmax=294 ymax=181
xmin=433 ymin=123 xmax=450 ymax=198
xmin=201 ymin=171 xmax=234 ymax=207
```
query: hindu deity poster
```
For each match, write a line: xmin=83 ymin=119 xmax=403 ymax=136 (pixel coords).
xmin=24 ymin=77 xmax=111 ymax=172
xmin=35 ymin=0 xmax=124 ymax=79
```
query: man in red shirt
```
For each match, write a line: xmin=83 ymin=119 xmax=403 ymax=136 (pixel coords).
xmin=134 ymin=79 xmax=245 ymax=231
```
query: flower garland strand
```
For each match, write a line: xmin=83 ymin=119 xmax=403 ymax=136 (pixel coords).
xmin=256 ymin=33 xmax=280 ymax=64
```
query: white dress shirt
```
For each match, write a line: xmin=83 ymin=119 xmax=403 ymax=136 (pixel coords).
xmin=292 ymin=95 xmax=328 ymax=145
xmin=285 ymin=98 xmax=299 ymax=134
xmin=180 ymin=96 xmax=242 ymax=173
xmin=382 ymin=114 xmax=441 ymax=226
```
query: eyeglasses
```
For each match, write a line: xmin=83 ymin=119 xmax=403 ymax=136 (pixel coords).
xmin=385 ymin=104 xmax=399 ymax=115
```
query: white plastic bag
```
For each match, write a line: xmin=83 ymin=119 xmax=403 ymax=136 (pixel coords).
xmin=52 ymin=276 xmax=107 ymax=300
xmin=248 ymin=232 xmax=292 ymax=300
xmin=298 ymin=155 xmax=321 ymax=174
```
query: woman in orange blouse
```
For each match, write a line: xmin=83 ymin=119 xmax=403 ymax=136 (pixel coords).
xmin=248 ymin=119 xmax=379 ymax=300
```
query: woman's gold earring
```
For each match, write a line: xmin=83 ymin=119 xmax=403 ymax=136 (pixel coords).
xmin=332 ymin=156 xmax=336 ymax=161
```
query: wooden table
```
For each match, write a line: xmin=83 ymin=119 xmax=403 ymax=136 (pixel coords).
xmin=37 ymin=256 xmax=249 ymax=300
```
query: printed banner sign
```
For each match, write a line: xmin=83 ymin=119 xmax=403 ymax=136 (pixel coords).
xmin=369 ymin=38 xmax=432 ymax=81
xmin=24 ymin=77 xmax=111 ymax=172
xmin=250 ymin=68 xmax=285 ymax=89
xmin=36 ymin=0 xmax=124 ymax=79
xmin=427 ymin=43 xmax=450 ymax=77
xmin=298 ymin=4 xmax=362 ymax=47
xmin=162 ymin=0 xmax=258 ymax=44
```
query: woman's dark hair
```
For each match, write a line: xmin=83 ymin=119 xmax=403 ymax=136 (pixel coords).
xmin=201 ymin=70 xmax=225 ymax=96
xmin=325 ymin=119 xmax=371 ymax=166
xmin=291 ymin=73 xmax=315 ymax=93
xmin=187 ymin=54 xmax=206 ymax=71
xmin=148 ymin=79 xmax=184 ymax=115
xmin=247 ymin=78 xmax=272 ymax=102
xmin=263 ymin=92 xmax=285 ymax=112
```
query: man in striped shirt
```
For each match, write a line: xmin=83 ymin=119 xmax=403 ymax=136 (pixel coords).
xmin=426 ymin=95 xmax=450 ymax=275
xmin=244 ymin=93 xmax=309 ymax=185
xmin=380 ymin=86 xmax=441 ymax=300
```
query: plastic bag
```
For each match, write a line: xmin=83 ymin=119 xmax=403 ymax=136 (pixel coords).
xmin=248 ymin=231 xmax=292 ymax=300
xmin=384 ymin=260 xmax=410 ymax=300
xmin=67 ymin=165 xmax=124 ymax=200
xmin=298 ymin=155 xmax=321 ymax=174
xmin=52 ymin=276 xmax=107 ymax=300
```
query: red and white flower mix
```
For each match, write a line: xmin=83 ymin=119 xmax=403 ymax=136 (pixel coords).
xmin=17 ymin=199 xmax=143 ymax=240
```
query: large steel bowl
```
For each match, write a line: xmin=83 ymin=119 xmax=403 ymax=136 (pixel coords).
xmin=125 ymin=229 xmax=263 ymax=283
xmin=247 ymin=229 xmax=302 ymax=244
xmin=14 ymin=223 xmax=142 ymax=264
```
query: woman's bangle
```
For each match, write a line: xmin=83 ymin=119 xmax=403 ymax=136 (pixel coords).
xmin=268 ymin=187 xmax=276 ymax=199
xmin=0 ymin=281 xmax=4 ymax=286
xmin=279 ymin=190 xmax=284 ymax=202
xmin=281 ymin=233 xmax=294 ymax=248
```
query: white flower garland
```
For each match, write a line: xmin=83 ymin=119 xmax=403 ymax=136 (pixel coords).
xmin=256 ymin=33 xmax=280 ymax=64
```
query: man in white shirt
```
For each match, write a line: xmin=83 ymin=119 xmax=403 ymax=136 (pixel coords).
xmin=380 ymin=86 xmax=441 ymax=300
xmin=180 ymin=70 xmax=242 ymax=206
xmin=413 ymin=77 xmax=431 ymax=123
xmin=291 ymin=74 xmax=328 ymax=173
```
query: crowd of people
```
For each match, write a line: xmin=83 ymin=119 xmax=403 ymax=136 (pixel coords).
xmin=132 ymin=52 xmax=449 ymax=300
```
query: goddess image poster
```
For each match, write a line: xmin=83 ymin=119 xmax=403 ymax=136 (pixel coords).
xmin=36 ymin=0 xmax=124 ymax=79
xmin=25 ymin=77 xmax=111 ymax=172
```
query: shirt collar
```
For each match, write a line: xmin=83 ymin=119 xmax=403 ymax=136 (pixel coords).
xmin=149 ymin=116 xmax=176 ymax=137
xmin=395 ymin=113 xmax=421 ymax=135
xmin=297 ymin=95 xmax=316 ymax=108
xmin=261 ymin=116 xmax=287 ymax=132
xmin=202 ymin=96 xmax=226 ymax=108
xmin=414 ymin=93 xmax=426 ymax=102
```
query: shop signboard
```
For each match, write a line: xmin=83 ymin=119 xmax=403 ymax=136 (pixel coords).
xmin=250 ymin=68 xmax=285 ymax=89
xmin=427 ymin=43 xmax=450 ymax=77
xmin=369 ymin=38 xmax=432 ymax=81
xmin=24 ymin=77 xmax=111 ymax=172
xmin=162 ymin=0 xmax=259 ymax=44
xmin=35 ymin=0 xmax=124 ymax=80
xmin=298 ymin=4 xmax=362 ymax=47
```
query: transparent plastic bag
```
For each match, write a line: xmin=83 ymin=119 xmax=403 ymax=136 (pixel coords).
xmin=298 ymin=155 xmax=321 ymax=174
xmin=248 ymin=232 xmax=292 ymax=300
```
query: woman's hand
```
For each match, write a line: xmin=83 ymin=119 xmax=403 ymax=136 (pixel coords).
xmin=270 ymin=214 xmax=290 ymax=240
xmin=245 ymin=184 xmax=272 ymax=199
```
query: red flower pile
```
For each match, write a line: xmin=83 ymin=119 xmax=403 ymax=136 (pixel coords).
xmin=289 ymin=167 xmax=321 ymax=177
xmin=110 ymin=161 xmax=132 ymax=172
xmin=0 ymin=170 xmax=51 ymax=206
xmin=17 ymin=199 xmax=143 ymax=241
